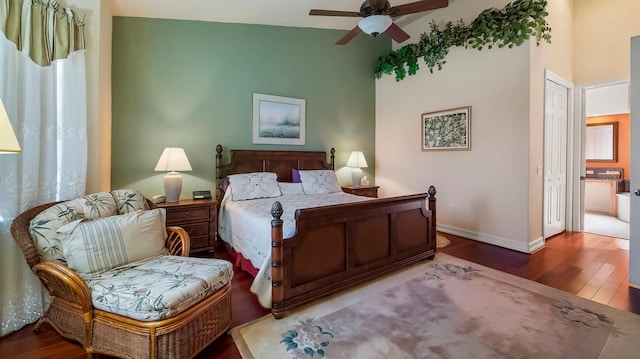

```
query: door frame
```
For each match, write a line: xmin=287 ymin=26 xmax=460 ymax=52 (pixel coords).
xmin=572 ymin=78 xmax=630 ymax=232
xmin=544 ymin=70 xmax=575 ymax=237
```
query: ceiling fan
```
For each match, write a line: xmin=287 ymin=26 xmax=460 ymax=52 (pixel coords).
xmin=309 ymin=0 xmax=449 ymax=45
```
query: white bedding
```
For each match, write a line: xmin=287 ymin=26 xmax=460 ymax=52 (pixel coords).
xmin=218 ymin=191 xmax=372 ymax=308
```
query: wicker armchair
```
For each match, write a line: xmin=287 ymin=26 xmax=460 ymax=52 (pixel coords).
xmin=11 ymin=197 xmax=232 ymax=359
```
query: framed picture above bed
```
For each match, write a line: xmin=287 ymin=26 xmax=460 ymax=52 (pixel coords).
xmin=253 ymin=93 xmax=306 ymax=145
xmin=421 ymin=106 xmax=471 ymax=151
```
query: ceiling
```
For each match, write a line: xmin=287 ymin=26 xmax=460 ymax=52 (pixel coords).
xmin=108 ymin=0 xmax=452 ymax=32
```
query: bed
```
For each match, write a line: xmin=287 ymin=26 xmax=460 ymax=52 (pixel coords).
xmin=215 ymin=144 xmax=437 ymax=318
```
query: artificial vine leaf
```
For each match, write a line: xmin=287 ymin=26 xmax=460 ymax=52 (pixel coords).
xmin=375 ymin=0 xmax=552 ymax=81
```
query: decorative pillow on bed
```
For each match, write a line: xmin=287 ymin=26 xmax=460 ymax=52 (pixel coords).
xmin=219 ymin=176 xmax=230 ymax=192
xmin=298 ymin=170 xmax=342 ymax=194
xmin=278 ymin=182 xmax=305 ymax=195
xmin=58 ymin=209 xmax=168 ymax=279
xmin=228 ymin=172 xmax=281 ymax=201
xmin=292 ymin=168 xmax=301 ymax=183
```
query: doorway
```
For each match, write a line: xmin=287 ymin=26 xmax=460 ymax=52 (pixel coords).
xmin=580 ymin=81 xmax=630 ymax=240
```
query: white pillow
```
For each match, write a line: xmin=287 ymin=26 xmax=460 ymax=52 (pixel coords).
xmin=278 ymin=182 xmax=305 ymax=195
xmin=298 ymin=170 xmax=342 ymax=194
xmin=58 ymin=209 xmax=168 ymax=279
xmin=228 ymin=172 xmax=281 ymax=201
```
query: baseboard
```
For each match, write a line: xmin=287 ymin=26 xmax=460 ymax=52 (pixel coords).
xmin=527 ymin=236 xmax=546 ymax=253
xmin=437 ymin=224 xmax=545 ymax=254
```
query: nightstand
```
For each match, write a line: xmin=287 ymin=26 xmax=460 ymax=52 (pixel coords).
xmin=157 ymin=199 xmax=217 ymax=254
xmin=341 ymin=185 xmax=379 ymax=198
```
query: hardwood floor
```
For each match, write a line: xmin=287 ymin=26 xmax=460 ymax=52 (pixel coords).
xmin=1 ymin=231 xmax=637 ymax=358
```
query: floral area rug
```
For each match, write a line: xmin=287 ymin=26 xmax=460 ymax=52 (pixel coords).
xmin=231 ymin=253 xmax=640 ymax=359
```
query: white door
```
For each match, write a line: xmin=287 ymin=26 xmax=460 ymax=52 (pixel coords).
xmin=544 ymin=79 xmax=568 ymax=238
xmin=629 ymin=36 xmax=640 ymax=286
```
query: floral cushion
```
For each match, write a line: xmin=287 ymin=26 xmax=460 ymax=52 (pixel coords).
xmin=87 ymin=256 xmax=233 ymax=321
xmin=29 ymin=192 xmax=118 ymax=264
xmin=228 ymin=172 xmax=281 ymax=201
xmin=111 ymin=189 xmax=150 ymax=214
xmin=29 ymin=190 xmax=148 ymax=264
xmin=58 ymin=209 xmax=168 ymax=279
xmin=298 ymin=170 xmax=342 ymax=194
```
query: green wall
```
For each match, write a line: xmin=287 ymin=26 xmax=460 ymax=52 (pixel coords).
xmin=111 ymin=17 xmax=389 ymax=198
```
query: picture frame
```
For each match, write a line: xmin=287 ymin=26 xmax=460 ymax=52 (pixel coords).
xmin=253 ymin=93 xmax=306 ymax=145
xmin=421 ymin=106 xmax=471 ymax=151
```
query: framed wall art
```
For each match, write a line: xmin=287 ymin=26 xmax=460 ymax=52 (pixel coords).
xmin=253 ymin=93 xmax=306 ymax=145
xmin=421 ymin=106 xmax=471 ymax=151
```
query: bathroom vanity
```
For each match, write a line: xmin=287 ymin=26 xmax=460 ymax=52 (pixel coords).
xmin=584 ymin=168 xmax=626 ymax=217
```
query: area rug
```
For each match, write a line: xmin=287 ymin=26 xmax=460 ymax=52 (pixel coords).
xmin=231 ymin=253 xmax=640 ymax=359
xmin=436 ymin=233 xmax=450 ymax=248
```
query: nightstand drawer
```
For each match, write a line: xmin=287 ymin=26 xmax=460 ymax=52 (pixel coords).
xmin=165 ymin=207 xmax=209 ymax=223
xmin=190 ymin=235 xmax=210 ymax=250
xmin=179 ymin=222 xmax=209 ymax=238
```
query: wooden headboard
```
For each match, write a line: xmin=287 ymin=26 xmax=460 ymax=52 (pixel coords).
xmin=215 ymin=144 xmax=335 ymax=200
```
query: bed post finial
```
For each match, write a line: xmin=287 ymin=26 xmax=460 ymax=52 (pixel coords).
xmin=270 ymin=202 xmax=283 ymax=226
xmin=428 ymin=185 xmax=436 ymax=198
xmin=271 ymin=201 xmax=285 ymax=319
xmin=215 ymin=144 xmax=223 ymax=164
xmin=330 ymin=147 xmax=335 ymax=170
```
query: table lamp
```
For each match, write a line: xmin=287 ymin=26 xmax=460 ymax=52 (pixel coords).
xmin=0 ymin=99 xmax=21 ymax=154
xmin=154 ymin=147 xmax=192 ymax=202
xmin=346 ymin=151 xmax=368 ymax=188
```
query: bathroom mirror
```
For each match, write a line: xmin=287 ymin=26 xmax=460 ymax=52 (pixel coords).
xmin=585 ymin=122 xmax=618 ymax=162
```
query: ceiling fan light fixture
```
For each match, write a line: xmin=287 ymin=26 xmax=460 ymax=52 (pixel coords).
xmin=358 ymin=15 xmax=392 ymax=37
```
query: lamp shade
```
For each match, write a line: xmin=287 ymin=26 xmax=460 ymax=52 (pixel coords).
xmin=154 ymin=147 xmax=192 ymax=172
xmin=358 ymin=15 xmax=393 ymax=37
xmin=0 ymin=99 xmax=21 ymax=153
xmin=346 ymin=151 xmax=368 ymax=168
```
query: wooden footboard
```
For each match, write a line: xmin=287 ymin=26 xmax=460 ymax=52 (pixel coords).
xmin=270 ymin=186 xmax=437 ymax=318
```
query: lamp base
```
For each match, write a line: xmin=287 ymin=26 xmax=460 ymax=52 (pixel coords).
xmin=163 ymin=172 xmax=182 ymax=202
xmin=351 ymin=168 xmax=362 ymax=188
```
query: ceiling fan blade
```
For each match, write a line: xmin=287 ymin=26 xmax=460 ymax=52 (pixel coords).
xmin=389 ymin=0 xmax=448 ymax=16
xmin=309 ymin=9 xmax=361 ymax=17
xmin=385 ymin=23 xmax=411 ymax=44
xmin=336 ymin=26 xmax=362 ymax=45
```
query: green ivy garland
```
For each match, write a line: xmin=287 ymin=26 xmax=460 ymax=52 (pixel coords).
xmin=374 ymin=0 xmax=552 ymax=81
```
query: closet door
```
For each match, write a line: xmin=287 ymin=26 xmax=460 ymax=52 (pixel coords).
xmin=544 ymin=79 xmax=568 ymax=238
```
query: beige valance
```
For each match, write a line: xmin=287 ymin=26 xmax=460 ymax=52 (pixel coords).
xmin=0 ymin=0 xmax=85 ymax=66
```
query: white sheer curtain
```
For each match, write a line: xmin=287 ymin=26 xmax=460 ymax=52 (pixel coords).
xmin=0 ymin=9 xmax=87 ymax=337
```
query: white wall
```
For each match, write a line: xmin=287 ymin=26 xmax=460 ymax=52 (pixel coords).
xmin=574 ymin=0 xmax=640 ymax=85
xmin=65 ymin=0 xmax=112 ymax=194
xmin=376 ymin=0 xmax=573 ymax=252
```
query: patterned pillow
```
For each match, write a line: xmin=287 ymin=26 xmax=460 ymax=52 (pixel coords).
xmin=228 ymin=172 xmax=281 ymax=201
xmin=58 ymin=209 xmax=168 ymax=279
xmin=111 ymin=189 xmax=149 ymax=214
xmin=298 ymin=170 xmax=342 ymax=194
xmin=29 ymin=192 xmax=117 ymax=264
